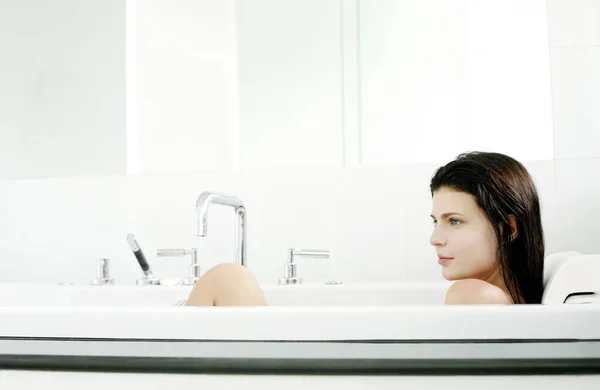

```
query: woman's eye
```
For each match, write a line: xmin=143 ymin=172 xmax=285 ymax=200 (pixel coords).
xmin=432 ymin=220 xmax=437 ymax=226
xmin=450 ymin=218 xmax=461 ymax=226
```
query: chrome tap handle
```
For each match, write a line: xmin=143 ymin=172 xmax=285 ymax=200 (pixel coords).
xmin=92 ymin=258 xmax=114 ymax=285
xmin=279 ymin=248 xmax=330 ymax=285
xmin=157 ymin=249 xmax=188 ymax=257
xmin=157 ymin=248 xmax=200 ymax=285
xmin=288 ymin=249 xmax=330 ymax=262
xmin=97 ymin=258 xmax=109 ymax=278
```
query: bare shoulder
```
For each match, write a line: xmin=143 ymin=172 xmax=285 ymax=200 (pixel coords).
xmin=445 ymin=279 xmax=514 ymax=305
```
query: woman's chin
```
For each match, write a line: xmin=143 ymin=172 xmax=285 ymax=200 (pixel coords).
xmin=441 ymin=267 xmax=464 ymax=281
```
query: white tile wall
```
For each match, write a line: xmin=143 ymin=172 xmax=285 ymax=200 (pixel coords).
xmin=0 ymin=175 xmax=127 ymax=284
xmin=330 ymin=165 xmax=407 ymax=282
xmin=547 ymin=0 xmax=600 ymax=47
xmin=522 ymin=160 xmax=559 ymax=254
xmin=554 ymin=159 xmax=600 ymax=254
xmin=551 ymin=47 xmax=600 ymax=159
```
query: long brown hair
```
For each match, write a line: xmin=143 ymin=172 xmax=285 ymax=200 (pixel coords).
xmin=430 ymin=151 xmax=545 ymax=304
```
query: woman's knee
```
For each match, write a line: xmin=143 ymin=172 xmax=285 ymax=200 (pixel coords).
xmin=186 ymin=263 xmax=266 ymax=306
xmin=203 ymin=263 xmax=252 ymax=280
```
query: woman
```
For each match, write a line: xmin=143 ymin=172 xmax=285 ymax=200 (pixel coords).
xmin=429 ymin=151 xmax=544 ymax=304
xmin=184 ymin=151 xmax=545 ymax=306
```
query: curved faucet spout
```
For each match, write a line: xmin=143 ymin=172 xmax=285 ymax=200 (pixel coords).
xmin=195 ymin=191 xmax=247 ymax=267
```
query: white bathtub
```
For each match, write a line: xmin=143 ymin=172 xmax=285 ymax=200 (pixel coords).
xmin=1 ymin=281 xmax=600 ymax=375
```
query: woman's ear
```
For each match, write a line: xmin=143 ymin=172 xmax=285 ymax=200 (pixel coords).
xmin=508 ymin=215 xmax=518 ymax=241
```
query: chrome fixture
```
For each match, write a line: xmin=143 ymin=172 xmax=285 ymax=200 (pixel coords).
xmin=91 ymin=258 xmax=115 ymax=285
xmin=279 ymin=248 xmax=330 ymax=285
xmin=195 ymin=191 xmax=247 ymax=267
xmin=126 ymin=234 xmax=159 ymax=285
xmin=157 ymin=248 xmax=200 ymax=285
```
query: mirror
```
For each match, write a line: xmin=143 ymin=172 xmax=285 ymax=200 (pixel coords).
xmin=357 ymin=1 xmax=555 ymax=164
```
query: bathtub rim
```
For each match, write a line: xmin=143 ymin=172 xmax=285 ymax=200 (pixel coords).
xmin=0 ymin=303 xmax=599 ymax=341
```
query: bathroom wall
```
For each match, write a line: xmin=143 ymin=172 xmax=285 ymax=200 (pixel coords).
xmin=0 ymin=0 xmax=126 ymax=179
xmin=547 ymin=0 xmax=600 ymax=260
xmin=0 ymin=0 xmax=598 ymax=286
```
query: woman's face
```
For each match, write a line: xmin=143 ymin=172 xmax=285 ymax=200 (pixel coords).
xmin=430 ymin=187 xmax=499 ymax=281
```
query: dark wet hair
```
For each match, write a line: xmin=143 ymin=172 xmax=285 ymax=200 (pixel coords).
xmin=430 ymin=151 xmax=544 ymax=304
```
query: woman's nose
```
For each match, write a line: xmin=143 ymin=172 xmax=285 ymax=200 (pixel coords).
xmin=430 ymin=226 xmax=446 ymax=247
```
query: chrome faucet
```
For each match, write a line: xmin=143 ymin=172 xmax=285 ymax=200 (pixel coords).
xmin=195 ymin=191 xmax=247 ymax=267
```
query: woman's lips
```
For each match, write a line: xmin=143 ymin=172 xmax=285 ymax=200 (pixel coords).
xmin=438 ymin=257 xmax=454 ymax=265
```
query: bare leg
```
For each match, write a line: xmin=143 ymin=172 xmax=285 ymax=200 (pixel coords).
xmin=185 ymin=263 xmax=268 ymax=306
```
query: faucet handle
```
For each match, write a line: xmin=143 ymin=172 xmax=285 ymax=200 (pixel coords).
xmin=279 ymin=248 xmax=330 ymax=285
xmin=91 ymin=258 xmax=114 ymax=285
xmin=157 ymin=248 xmax=200 ymax=285
xmin=287 ymin=248 xmax=330 ymax=263
xmin=157 ymin=249 xmax=190 ymax=257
